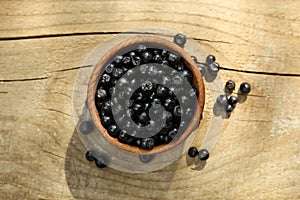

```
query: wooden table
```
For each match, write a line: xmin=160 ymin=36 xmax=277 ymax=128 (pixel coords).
xmin=0 ymin=1 xmax=299 ymax=199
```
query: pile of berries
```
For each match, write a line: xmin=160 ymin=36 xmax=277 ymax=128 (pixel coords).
xmin=188 ymin=147 xmax=209 ymax=161
xmin=95 ymin=45 xmax=199 ymax=150
xmin=218 ymin=80 xmax=251 ymax=113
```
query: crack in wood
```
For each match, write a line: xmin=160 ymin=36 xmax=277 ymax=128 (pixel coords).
xmin=0 ymin=76 xmax=49 ymax=83
xmin=220 ymin=66 xmax=300 ymax=77
xmin=0 ymin=32 xmax=121 ymax=41
xmin=194 ymin=38 xmax=232 ymax=44
xmin=43 ymin=108 xmax=73 ymax=117
xmin=0 ymin=31 xmax=163 ymax=41
xmin=52 ymin=65 xmax=93 ymax=73
xmin=42 ymin=150 xmax=65 ymax=160
xmin=0 ymin=31 xmax=232 ymax=45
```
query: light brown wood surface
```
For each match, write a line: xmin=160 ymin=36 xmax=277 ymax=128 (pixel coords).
xmin=0 ymin=0 xmax=299 ymax=199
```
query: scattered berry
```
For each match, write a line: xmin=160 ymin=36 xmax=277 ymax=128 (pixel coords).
xmin=206 ymin=55 xmax=216 ymax=64
xmin=228 ymin=96 xmax=238 ymax=105
xmin=239 ymin=82 xmax=251 ymax=94
xmin=198 ymin=149 xmax=209 ymax=161
xmin=188 ymin=147 xmax=198 ymax=157
xmin=85 ymin=151 xmax=95 ymax=161
xmin=225 ymin=80 xmax=236 ymax=92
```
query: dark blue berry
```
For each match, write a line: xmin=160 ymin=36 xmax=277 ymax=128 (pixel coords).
xmin=122 ymin=56 xmax=131 ymax=65
xmin=164 ymin=98 xmax=176 ymax=111
xmin=168 ymin=128 xmax=178 ymax=141
xmin=114 ymin=55 xmax=123 ymax=64
xmin=132 ymin=103 xmax=143 ymax=114
xmin=132 ymin=56 xmax=141 ymax=66
xmin=101 ymin=101 xmax=111 ymax=115
xmin=239 ymin=82 xmax=251 ymax=94
xmin=208 ymin=62 xmax=220 ymax=73
xmin=96 ymin=88 xmax=107 ymax=102
xmin=164 ymin=120 xmax=174 ymax=130
xmin=156 ymin=86 xmax=168 ymax=97
xmin=206 ymin=55 xmax=216 ymax=64
xmin=153 ymin=49 xmax=161 ymax=55
xmin=141 ymin=81 xmax=153 ymax=92
xmin=153 ymin=54 xmax=163 ymax=63
xmin=109 ymin=87 xmax=115 ymax=95
xmin=135 ymin=92 xmax=148 ymax=102
xmin=168 ymin=53 xmax=180 ymax=64
xmin=173 ymin=105 xmax=181 ymax=117
xmin=158 ymin=134 xmax=165 ymax=142
xmin=126 ymin=136 xmax=135 ymax=144
xmin=225 ymin=104 xmax=235 ymax=113
xmin=129 ymin=51 xmax=136 ymax=57
xmin=100 ymin=74 xmax=111 ymax=84
xmin=161 ymin=49 xmax=169 ymax=58
xmin=141 ymin=138 xmax=155 ymax=150
xmin=85 ymin=151 xmax=95 ymax=161
xmin=105 ymin=64 xmax=114 ymax=73
xmin=110 ymin=78 xmax=118 ymax=86
xmin=112 ymin=68 xmax=124 ymax=78
xmin=225 ymin=80 xmax=236 ymax=92
xmin=108 ymin=124 xmax=120 ymax=138
xmin=161 ymin=60 xmax=169 ymax=66
xmin=228 ymin=96 xmax=238 ymax=105
xmin=173 ymin=33 xmax=186 ymax=47
xmin=198 ymin=149 xmax=209 ymax=160
xmin=188 ymin=147 xmax=198 ymax=157
xmin=152 ymin=98 xmax=161 ymax=105
xmin=95 ymin=159 xmax=107 ymax=168
xmin=136 ymin=139 xmax=141 ymax=146
xmin=138 ymin=112 xmax=150 ymax=124
xmin=96 ymin=101 xmax=104 ymax=109
xmin=118 ymin=130 xmax=130 ymax=144
xmin=175 ymin=63 xmax=185 ymax=71
xmin=142 ymin=52 xmax=152 ymax=63
xmin=162 ymin=135 xmax=170 ymax=143
xmin=144 ymin=102 xmax=151 ymax=110
xmin=101 ymin=115 xmax=112 ymax=128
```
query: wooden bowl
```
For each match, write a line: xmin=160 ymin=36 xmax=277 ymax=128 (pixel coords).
xmin=87 ymin=37 xmax=205 ymax=155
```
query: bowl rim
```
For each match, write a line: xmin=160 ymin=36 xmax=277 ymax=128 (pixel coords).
xmin=87 ymin=36 xmax=205 ymax=154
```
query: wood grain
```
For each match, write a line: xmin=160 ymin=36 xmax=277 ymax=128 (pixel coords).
xmin=1 ymin=0 xmax=300 ymax=74
xmin=0 ymin=0 xmax=299 ymax=199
